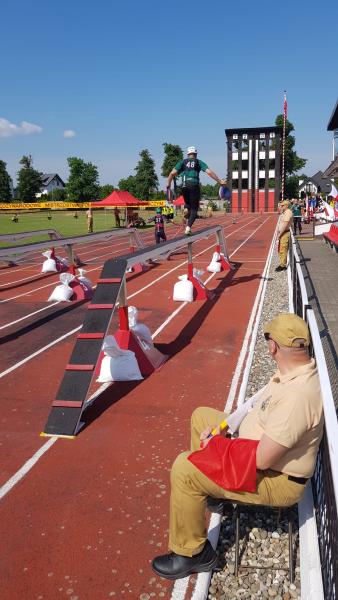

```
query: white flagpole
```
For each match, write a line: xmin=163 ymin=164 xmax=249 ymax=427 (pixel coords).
xmin=281 ymin=91 xmax=287 ymax=202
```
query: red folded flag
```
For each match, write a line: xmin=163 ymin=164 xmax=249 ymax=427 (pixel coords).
xmin=188 ymin=436 xmax=259 ymax=492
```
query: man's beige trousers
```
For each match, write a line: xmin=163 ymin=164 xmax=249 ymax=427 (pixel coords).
xmin=278 ymin=231 xmax=290 ymax=267
xmin=168 ymin=407 xmax=306 ymax=557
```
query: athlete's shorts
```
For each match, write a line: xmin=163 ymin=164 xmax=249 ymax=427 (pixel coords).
xmin=155 ymin=230 xmax=166 ymax=243
xmin=182 ymin=185 xmax=201 ymax=209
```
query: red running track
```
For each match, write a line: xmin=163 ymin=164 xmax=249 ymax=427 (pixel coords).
xmin=0 ymin=214 xmax=277 ymax=599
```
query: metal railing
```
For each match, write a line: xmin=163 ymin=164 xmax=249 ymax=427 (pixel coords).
xmin=289 ymin=233 xmax=338 ymax=600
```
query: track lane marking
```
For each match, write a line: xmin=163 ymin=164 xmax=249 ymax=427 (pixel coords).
xmin=0 ymin=218 xmax=242 ymax=319
xmin=0 ymin=216 xmax=268 ymax=503
xmin=0 ymin=214 xmax=244 ymax=280
xmin=0 ymin=218 xmax=258 ymax=366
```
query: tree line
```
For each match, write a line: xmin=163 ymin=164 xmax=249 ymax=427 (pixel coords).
xmin=0 ymin=118 xmax=307 ymax=203
xmin=0 ymin=144 xmax=184 ymax=203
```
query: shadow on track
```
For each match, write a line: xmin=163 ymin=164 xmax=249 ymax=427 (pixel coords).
xmin=0 ymin=271 xmax=57 ymax=292
xmin=0 ymin=299 xmax=88 ymax=345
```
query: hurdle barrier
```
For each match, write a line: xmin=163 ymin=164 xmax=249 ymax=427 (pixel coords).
xmin=41 ymin=225 xmax=232 ymax=437
xmin=0 ymin=229 xmax=64 ymax=267
xmin=0 ymin=227 xmax=144 ymax=271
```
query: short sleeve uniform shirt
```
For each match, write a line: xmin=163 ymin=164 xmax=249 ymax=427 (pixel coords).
xmin=239 ymin=359 xmax=323 ymax=478
xmin=278 ymin=208 xmax=293 ymax=234
xmin=175 ymin=159 xmax=208 ymax=187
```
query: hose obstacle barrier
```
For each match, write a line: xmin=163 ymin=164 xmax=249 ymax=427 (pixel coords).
xmin=41 ymin=225 xmax=232 ymax=437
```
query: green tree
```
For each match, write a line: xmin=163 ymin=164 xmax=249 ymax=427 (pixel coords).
xmin=275 ymin=115 xmax=307 ymax=176
xmin=161 ymin=143 xmax=183 ymax=197
xmin=134 ymin=149 xmax=159 ymax=200
xmin=275 ymin=115 xmax=307 ymax=198
xmin=16 ymin=155 xmax=43 ymax=202
xmin=285 ymin=175 xmax=300 ymax=199
xmin=200 ymin=183 xmax=219 ymax=198
xmin=118 ymin=175 xmax=138 ymax=195
xmin=44 ymin=188 xmax=67 ymax=202
xmin=0 ymin=160 xmax=12 ymax=202
xmin=99 ymin=184 xmax=114 ymax=199
xmin=66 ymin=157 xmax=100 ymax=202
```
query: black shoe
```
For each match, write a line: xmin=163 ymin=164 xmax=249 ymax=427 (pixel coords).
xmin=275 ymin=265 xmax=287 ymax=272
xmin=152 ymin=539 xmax=217 ymax=580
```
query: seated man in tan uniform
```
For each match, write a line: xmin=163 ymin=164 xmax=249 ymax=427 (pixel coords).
xmin=152 ymin=314 xmax=323 ymax=580
xmin=276 ymin=200 xmax=293 ymax=271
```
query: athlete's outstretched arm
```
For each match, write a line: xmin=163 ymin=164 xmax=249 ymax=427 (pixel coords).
xmin=205 ymin=168 xmax=226 ymax=186
xmin=167 ymin=168 xmax=178 ymax=188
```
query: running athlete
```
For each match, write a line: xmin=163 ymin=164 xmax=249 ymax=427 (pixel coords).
xmin=167 ymin=146 xmax=226 ymax=235
xmin=148 ymin=207 xmax=167 ymax=244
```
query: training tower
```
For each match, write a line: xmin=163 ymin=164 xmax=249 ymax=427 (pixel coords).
xmin=225 ymin=126 xmax=282 ymax=213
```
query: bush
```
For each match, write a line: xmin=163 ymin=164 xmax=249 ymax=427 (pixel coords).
xmin=207 ymin=200 xmax=218 ymax=211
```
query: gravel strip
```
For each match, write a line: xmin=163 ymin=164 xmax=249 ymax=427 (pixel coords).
xmin=209 ymin=247 xmax=301 ymax=600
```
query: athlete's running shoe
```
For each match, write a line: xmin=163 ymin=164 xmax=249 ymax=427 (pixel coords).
xmin=185 ymin=226 xmax=191 ymax=235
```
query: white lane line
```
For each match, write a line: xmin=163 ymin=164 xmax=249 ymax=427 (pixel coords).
xmin=0 ymin=218 xmax=228 ymax=301
xmin=0 ymin=240 xmax=132 ymax=287
xmin=0 ymin=249 xmax=120 ymax=304
xmin=168 ymin=219 xmax=271 ymax=600
xmin=0 ymin=217 xmax=252 ymax=313
xmin=0 ymin=327 xmax=81 ymax=379
xmin=0 ymin=437 xmax=58 ymax=501
xmin=0 ymin=301 xmax=61 ymax=330
xmin=0 ymin=214 xmax=235 ymax=286
xmin=187 ymin=222 xmax=276 ymax=600
xmin=225 ymin=217 xmax=274 ymax=411
xmin=0 ymin=217 xmax=263 ymax=504
xmin=150 ymin=217 xmax=267 ymax=342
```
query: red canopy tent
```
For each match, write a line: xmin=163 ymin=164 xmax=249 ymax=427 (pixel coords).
xmin=91 ymin=190 xmax=147 ymax=207
xmin=173 ymin=195 xmax=184 ymax=206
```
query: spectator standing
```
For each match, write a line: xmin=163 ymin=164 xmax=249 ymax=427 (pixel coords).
xmin=275 ymin=200 xmax=293 ymax=272
xmin=167 ymin=146 xmax=226 ymax=235
xmin=291 ymin=199 xmax=302 ymax=235
xmin=86 ymin=208 xmax=93 ymax=233
xmin=114 ymin=207 xmax=121 ymax=228
xmin=308 ymin=193 xmax=316 ymax=220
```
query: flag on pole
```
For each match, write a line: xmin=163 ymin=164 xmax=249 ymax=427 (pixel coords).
xmin=283 ymin=92 xmax=288 ymax=119
xmin=329 ymin=183 xmax=338 ymax=199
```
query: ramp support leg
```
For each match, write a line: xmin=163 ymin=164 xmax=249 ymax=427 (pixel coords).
xmin=187 ymin=242 xmax=209 ymax=300
xmin=216 ymin=230 xmax=232 ymax=271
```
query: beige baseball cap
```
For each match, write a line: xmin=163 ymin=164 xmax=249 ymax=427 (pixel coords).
xmin=264 ymin=314 xmax=310 ymax=347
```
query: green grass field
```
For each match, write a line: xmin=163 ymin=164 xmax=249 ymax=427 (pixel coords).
xmin=0 ymin=209 xmax=183 ymax=246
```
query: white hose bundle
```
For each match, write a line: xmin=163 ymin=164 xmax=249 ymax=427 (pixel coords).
xmin=48 ymin=272 xmax=75 ymax=302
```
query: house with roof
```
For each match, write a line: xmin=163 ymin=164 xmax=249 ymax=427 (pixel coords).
xmin=298 ymin=171 xmax=332 ymax=197
xmin=323 ymin=98 xmax=338 ymax=181
xmin=36 ymin=173 xmax=66 ymax=197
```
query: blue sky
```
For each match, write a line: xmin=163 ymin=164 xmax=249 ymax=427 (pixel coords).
xmin=1 ymin=0 xmax=337 ymax=189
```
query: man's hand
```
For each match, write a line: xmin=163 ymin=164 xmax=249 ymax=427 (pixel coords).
xmin=199 ymin=423 xmax=228 ymax=448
